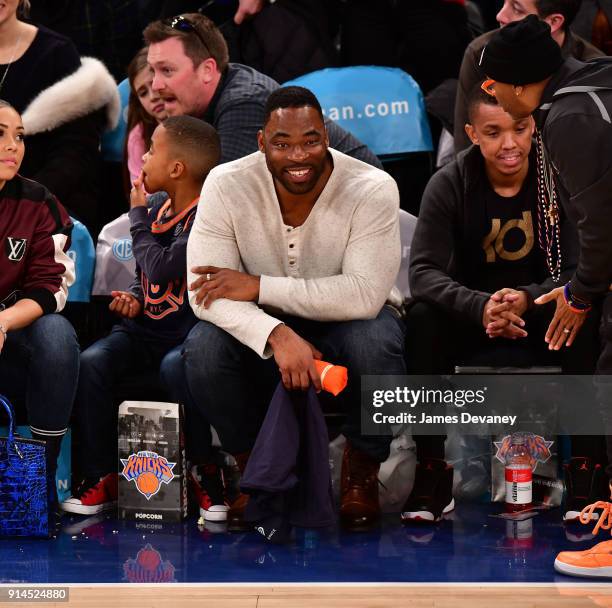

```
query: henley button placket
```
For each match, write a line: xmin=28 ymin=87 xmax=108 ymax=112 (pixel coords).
xmin=285 ymin=226 xmax=298 ymax=274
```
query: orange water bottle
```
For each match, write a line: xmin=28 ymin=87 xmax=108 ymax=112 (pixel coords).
xmin=505 ymin=432 xmax=532 ymax=512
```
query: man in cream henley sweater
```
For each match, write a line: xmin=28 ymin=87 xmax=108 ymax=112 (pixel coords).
xmin=184 ymin=86 xmax=406 ymax=531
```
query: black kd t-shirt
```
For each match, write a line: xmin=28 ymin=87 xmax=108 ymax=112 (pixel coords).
xmin=464 ymin=162 xmax=547 ymax=294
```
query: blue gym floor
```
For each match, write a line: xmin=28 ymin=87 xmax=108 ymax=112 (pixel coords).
xmin=0 ymin=503 xmax=603 ymax=584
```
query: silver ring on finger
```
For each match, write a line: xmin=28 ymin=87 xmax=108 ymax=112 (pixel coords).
xmin=563 ymin=328 xmax=571 ymax=334
xmin=206 ymin=273 xmax=211 ymax=281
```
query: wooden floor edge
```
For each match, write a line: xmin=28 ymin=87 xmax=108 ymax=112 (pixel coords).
xmin=1 ymin=583 xmax=609 ymax=589
xmin=2 ymin=584 xmax=611 ymax=608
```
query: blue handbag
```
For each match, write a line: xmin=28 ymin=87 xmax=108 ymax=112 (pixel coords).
xmin=0 ymin=394 xmax=51 ymax=538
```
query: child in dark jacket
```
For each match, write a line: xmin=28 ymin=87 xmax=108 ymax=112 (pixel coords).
xmin=62 ymin=115 xmax=224 ymax=519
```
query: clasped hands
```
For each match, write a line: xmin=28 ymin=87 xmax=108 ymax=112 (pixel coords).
xmin=482 ymin=286 xmax=586 ymax=350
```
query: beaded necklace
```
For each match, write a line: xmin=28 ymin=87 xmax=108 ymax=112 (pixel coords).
xmin=535 ymin=128 xmax=562 ymax=283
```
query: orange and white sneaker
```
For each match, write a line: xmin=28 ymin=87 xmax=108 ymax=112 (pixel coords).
xmin=554 ymin=500 xmax=612 ymax=578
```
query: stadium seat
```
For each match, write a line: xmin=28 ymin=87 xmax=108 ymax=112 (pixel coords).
xmin=67 ymin=218 xmax=96 ymax=304
xmin=284 ymin=66 xmax=433 ymax=158
xmin=396 ymin=209 xmax=417 ymax=301
xmin=63 ymin=218 xmax=96 ymax=347
xmin=284 ymin=66 xmax=434 ymax=214
xmin=99 ymin=79 xmax=131 ymax=227
xmin=91 ymin=212 xmax=135 ymax=297
xmin=101 ymin=78 xmax=130 ymax=164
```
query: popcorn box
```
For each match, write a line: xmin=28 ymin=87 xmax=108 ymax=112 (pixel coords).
xmin=118 ymin=401 xmax=187 ymax=522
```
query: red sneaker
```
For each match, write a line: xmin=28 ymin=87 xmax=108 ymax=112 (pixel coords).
xmin=61 ymin=473 xmax=118 ymax=515
xmin=190 ymin=464 xmax=229 ymax=522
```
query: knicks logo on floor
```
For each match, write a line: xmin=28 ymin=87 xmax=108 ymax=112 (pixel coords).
xmin=123 ymin=543 xmax=176 ymax=583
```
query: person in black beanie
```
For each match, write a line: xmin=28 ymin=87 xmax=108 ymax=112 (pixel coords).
xmin=480 ymin=14 xmax=612 ymax=579
xmin=454 ymin=0 xmax=602 ymax=153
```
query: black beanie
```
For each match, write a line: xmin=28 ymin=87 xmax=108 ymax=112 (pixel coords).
xmin=480 ymin=15 xmax=563 ymax=84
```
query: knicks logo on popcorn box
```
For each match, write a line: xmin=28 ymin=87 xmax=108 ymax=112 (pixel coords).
xmin=117 ymin=401 xmax=187 ymax=521
xmin=121 ymin=451 xmax=176 ymax=499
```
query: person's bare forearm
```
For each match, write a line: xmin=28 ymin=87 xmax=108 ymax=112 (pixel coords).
xmin=0 ymin=298 xmax=44 ymax=332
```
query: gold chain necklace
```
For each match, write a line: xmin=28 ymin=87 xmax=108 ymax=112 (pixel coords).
xmin=535 ymin=128 xmax=562 ymax=283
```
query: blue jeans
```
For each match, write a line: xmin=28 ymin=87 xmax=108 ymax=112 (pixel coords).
xmin=0 ymin=313 xmax=78 ymax=436
xmin=74 ymin=324 xmax=210 ymax=477
xmin=183 ymin=307 xmax=406 ymax=462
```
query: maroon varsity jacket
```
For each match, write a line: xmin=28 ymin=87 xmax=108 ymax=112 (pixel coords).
xmin=0 ymin=174 xmax=74 ymax=314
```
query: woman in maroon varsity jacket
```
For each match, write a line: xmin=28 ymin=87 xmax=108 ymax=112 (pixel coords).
xmin=0 ymin=100 xmax=79 ymax=513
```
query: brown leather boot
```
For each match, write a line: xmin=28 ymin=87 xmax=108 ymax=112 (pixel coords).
xmin=227 ymin=451 xmax=251 ymax=532
xmin=339 ymin=442 xmax=381 ymax=529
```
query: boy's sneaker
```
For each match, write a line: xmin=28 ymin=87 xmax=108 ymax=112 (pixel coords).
xmin=555 ymin=539 xmax=612 ymax=578
xmin=401 ymin=458 xmax=454 ymax=523
xmin=60 ymin=473 xmax=118 ymax=515
xmin=563 ymin=457 xmax=604 ymax=522
xmin=554 ymin=484 xmax=612 ymax=578
xmin=191 ymin=463 xmax=229 ymax=522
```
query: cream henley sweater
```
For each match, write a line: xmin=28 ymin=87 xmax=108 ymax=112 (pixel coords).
xmin=187 ymin=147 xmax=401 ymax=358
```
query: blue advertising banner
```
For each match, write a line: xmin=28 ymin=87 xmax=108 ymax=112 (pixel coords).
xmin=285 ymin=66 xmax=433 ymax=157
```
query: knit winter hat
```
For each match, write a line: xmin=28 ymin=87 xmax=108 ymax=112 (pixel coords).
xmin=479 ymin=15 xmax=563 ymax=85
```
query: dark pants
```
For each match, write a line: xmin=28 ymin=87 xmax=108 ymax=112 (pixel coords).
xmin=183 ymin=307 xmax=406 ymax=463
xmin=405 ymin=300 xmax=604 ymax=464
xmin=0 ymin=313 xmax=78 ymax=437
xmin=73 ymin=324 xmax=212 ymax=478
xmin=0 ymin=313 xmax=79 ymax=485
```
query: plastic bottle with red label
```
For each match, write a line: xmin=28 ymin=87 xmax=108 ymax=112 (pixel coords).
xmin=504 ymin=432 xmax=533 ymax=512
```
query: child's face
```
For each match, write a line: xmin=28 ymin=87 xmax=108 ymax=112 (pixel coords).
xmin=133 ymin=66 xmax=167 ymax=122
xmin=0 ymin=106 xmax=25 ymax=188
xmin=141 ymin=125 xmax=172 ymax=193
xmin=465 ymin=102 xmax=533 ymax=177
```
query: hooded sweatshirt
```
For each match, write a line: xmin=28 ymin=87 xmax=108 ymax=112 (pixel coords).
xmin=409 ymin=145 xmax=578 ymax=325
xmin=534 ymin=56 xmax=612 ymax=302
